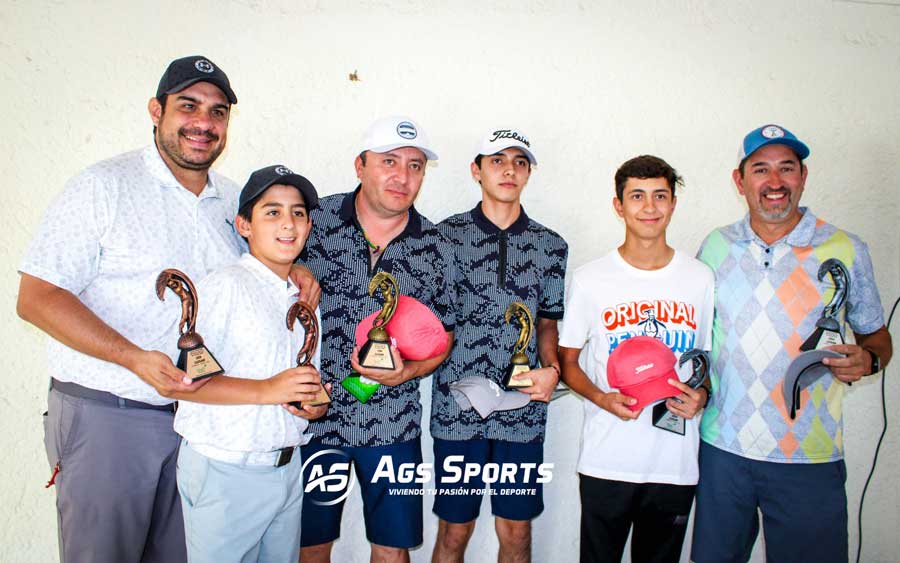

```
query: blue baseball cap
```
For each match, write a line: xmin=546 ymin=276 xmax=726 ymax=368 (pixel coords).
xmin=737 ymin=124 xmax=810 ymax=166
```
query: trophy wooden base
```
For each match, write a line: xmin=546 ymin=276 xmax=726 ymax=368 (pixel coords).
xmin=503 ymin=363 xmax=533 ymax=388
xmin=359 ymin=339 xmax=395 ymax=370
xmin=177 ymin=344 xmax=224 ymax=382
xmin=289 ymin=385 xmax=332 ymax=410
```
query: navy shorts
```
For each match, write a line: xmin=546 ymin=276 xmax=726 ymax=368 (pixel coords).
xmin=691 ymin=441 xmax=848 ymax=563
xmin=432 ymin=437 xmax=544 ymax=523
xmin=299 ymin=437 xmax=423 ymax=549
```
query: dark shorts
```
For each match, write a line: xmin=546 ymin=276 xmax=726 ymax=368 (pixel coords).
xmin=578 ymin=473 xmax=695 ymax=563
xmin=299 ymin=437 xmax=423 ymax=549
xmin=432 ymin=437 xmax=545 ymax=523
xmin=691 ymin=441 xmax=848 ymax=563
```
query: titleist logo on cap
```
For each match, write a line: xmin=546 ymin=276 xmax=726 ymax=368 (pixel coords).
xmin=634 ymin=363 xmax=654 ymax=374
xmin=489 ymin=129 xmax=530 ymax=147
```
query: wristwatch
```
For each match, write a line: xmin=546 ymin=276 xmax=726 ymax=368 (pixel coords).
xmin=866 ymin=349 xmax=882 ymax=375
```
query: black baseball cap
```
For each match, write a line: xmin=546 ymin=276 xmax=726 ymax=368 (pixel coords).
xmin=156 ymin=55 xmax=237 ymax=104
xmin=239 ymin=165 xmax=319 ymax=214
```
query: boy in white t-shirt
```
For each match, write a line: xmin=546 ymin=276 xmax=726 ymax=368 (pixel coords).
xmin=558 ymin=155 xmax=715 ymax=563
xmin=170 ymin=165 xmax=329 ymax=562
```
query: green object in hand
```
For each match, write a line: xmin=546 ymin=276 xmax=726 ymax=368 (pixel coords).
xmin=341 ymin=373 xmax=380 ymax=403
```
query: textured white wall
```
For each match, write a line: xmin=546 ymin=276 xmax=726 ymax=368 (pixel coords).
xmin=4 ymin=1 xmax=900 ymax=561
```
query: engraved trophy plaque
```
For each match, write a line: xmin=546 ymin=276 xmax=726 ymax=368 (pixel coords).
xmin=652 ymin=349 xmax=709 ymax=436
xmin=800 ymin=258 xmax=850 ymax=352
xmin=501 ymin=302 xmax=534 ymax=388
xmin=358 ymin=271 xmax=399 ymax=370
xmin=286 ymin=300 xmax=331 ymax=409
xmin=155 ymin=269 xmax=224 ymax=382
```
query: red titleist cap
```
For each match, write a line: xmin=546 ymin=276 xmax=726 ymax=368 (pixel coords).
xmin=607 ymin=336 xmax=678 ymax=411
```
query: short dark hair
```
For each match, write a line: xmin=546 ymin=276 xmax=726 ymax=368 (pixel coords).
xmin=614 ymin=155 xmax=683 ymax=201
xmin=737 ymin=147 xmax=804 ymax=178
xmin=358 ymin=151 xmax=368 ymax=165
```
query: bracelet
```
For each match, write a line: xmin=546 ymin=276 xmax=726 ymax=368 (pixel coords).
xmin=548 ymin=364 xmax=561 ymax=377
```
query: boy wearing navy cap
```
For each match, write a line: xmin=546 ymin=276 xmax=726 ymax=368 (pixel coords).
xmin=170 ymin=165 xmax=328 ymax=562
xmin=559 ymin=155 xmax=715 ymax=563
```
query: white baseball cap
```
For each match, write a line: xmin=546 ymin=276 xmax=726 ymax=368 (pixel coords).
xmin=450 ymin=376 xmax=530 ymax=419
xmin=360 ymin=115 xmax=438 ymax=161
xmin=475 ymin=127 xmax=537 ymax=165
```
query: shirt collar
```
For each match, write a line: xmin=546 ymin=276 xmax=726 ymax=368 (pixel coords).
xmin=142 ymin=144 xmax=221 ymax=199
xmin=238 ymin=253 xmax=298 ymax=293
xmin=735 ymin=206 xmax=817 ymax=247
xmin=338 ymin=185 xmax=423 ymax=238
xmin=471 ymin=201 xmax=530 ymax=235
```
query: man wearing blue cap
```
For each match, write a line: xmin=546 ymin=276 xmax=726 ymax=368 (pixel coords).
xmin=691 ymin=124 xmax=893 ymax=563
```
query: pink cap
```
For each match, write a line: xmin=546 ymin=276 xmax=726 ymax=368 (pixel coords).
xmin=607 ymin=336 xmax=678 ymax=411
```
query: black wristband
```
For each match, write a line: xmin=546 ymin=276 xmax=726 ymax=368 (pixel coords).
xmin=865 ymin=348 xmax=881 ymax=375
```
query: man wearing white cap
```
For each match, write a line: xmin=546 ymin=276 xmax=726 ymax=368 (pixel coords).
xmin=430 ymin=128 xmax=567 ymax=562
xmin=299 ymin=116 xmax=455 ymax=562
xmin=690 ymin=124 xmax=893 ymax=563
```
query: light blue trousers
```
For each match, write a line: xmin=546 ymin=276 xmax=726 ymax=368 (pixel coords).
xmin=176 ymin=440 xmax=304 ymax=563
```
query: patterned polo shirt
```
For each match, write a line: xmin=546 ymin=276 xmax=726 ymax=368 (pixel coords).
xmin=19 ymin=146 xmax=243 ymax=404
xmin=697 ymin=208 xmax=885 ymax=463
xmin=431 ymin=203 xmax=568 ymax=444
xmin=303 ymin=187 xmax=456 ymax=448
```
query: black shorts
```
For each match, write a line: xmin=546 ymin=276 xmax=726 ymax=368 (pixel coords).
xmin=578 ymin=473 xmax=695 ymax=563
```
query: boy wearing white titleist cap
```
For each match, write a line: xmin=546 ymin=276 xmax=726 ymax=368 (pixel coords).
xmin=170 ymin=165 xmax=329 ymax=562
xmin=431 ymin=127 xmax=567 ymax=562
xmin=559 ymin=155 xmax=714 ymax=563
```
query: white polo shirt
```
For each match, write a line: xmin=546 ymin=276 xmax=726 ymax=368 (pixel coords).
xmin=20 ymin=146 xmax=243 ymax=404
xmin=174 ymin=254 xmax=319 ymax=453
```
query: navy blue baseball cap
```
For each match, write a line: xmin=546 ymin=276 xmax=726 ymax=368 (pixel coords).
xmin=738 ymin=124 xmax=810 ymax=166
xmin=238 ymin=165 xmax=319 ymax=214
xmin=156 ymin=55 xmax=237 ymax=104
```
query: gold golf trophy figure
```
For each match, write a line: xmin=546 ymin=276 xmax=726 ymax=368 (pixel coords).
xmin=286 ymin=300 xmax=331 ymax=408
xmin=155 ymin=269 xmax=224 ymax=381
xmin=502 ymin=302 xmax=534 ymax=388
xmin=359 ymin=271 xmax=400 ymax=370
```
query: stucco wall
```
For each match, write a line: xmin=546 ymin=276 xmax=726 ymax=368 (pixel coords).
xmin=3 ymin=1 xmax=899 ymax=561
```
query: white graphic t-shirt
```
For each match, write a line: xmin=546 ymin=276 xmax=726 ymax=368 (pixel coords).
xmin=559 ymin=250 xmax=714 ymax=485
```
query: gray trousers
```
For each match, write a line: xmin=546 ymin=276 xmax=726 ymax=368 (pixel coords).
xmin=44 ymin=388 xmax=186 ymax=563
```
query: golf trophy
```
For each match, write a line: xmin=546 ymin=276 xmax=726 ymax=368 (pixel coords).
xmin=358 ymin=271 xmax=399 ymax=370
xmin=342 ymin=271 xmax=399 ymax=403
xmin=501 ymin=302 xmax=534 ymax=388
xmin=800 ymin=258 xmax=850 ymax=352
xmin=652 ymin=348 xmax=709 ymax=435
xmin=286 ymin=300 xmax=331 ymax=409
xmin=155 ymin=269 xmax=224 ymax=382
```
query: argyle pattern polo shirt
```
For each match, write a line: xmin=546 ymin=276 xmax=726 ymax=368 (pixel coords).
xmin=697 ymin=208 xmax=884 ymax=463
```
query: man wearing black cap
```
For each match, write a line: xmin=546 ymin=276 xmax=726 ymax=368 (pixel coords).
xmin=690 ymin=124 xmax=893 ymax=563
xmin=16 ymin=56 xmax=242 ymax=562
